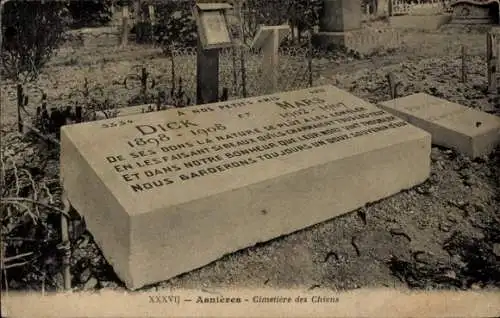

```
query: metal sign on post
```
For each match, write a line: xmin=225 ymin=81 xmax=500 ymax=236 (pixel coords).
xmin=193 ymin=2 xmax=233 ymax=104
xmin=193 ymin=2 xmax=233 ymax=50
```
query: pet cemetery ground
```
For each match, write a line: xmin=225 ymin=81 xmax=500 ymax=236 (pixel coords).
xmin=0 ymin=0 xmax=499 ymax=294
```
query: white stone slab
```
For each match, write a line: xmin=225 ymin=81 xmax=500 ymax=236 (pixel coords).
xmin=378 ymin=93 xmax=500 ymax=158
xmin=60 ymin=85 xmax=431 ymax=290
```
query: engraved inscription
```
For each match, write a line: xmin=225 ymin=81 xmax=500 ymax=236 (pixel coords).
xmin=201 ymin=10 xmax=230 ymax=45
xmin=101 ymin=93 xmax=410 ymax=194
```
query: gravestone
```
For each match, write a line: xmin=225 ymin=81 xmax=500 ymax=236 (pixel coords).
xmin=450 ymin=1 xmax=496 ymax=25
xmin=378 ymin=93 xmax=500 ymax=158
xmin=60 ymin=85 xmax=431 ymax=290
xmin=319 ymin=0 xmax=362 ymax=32
xmin=251 ymin=25 xmax=291 ymax=94
xmin=314 ymin=0 xmax=400 ymax=53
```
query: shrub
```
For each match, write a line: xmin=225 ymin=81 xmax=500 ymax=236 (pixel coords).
xmin=1 ymin=1 xmax=70 ymax=83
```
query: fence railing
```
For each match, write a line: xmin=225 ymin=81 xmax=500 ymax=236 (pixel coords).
xmin=14 ymin=44 xmax=316 ymax=142
xmin=390 ymin=0 xmax=453 ymax=16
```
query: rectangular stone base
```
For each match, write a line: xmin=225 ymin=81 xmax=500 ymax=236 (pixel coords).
xmin=61 ymin=85 xmax=431 ymax=290
xmin=378 ymin=93 xmax=500 ymax=158
xmin=313 ymin=28 xmax=401 ymax=54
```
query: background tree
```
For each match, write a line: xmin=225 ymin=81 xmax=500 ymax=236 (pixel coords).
xmin=153 ymin=0 xmax=197 ymax=47
xmin=242 ymin=0 xmax=323 ymax=45
xmin=1 ymin=1 xmax=70 ymax=83
xmin=67 ymin=0 xmax=113 ymax=29
xmin=288 ymin=0 xmax=322 ymax=43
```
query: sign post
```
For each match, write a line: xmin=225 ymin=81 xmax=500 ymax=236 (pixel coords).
xmin=251 ymin=25 xmax=290 ymax=94
xmin=193 ymin=2 xmax=233 ymax=104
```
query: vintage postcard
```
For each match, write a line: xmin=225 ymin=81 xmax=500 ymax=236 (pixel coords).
xmin=1 ymin=0 xmax=499 ymax=317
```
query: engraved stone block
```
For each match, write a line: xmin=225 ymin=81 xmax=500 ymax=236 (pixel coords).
xmin=61 ymin=85 xmax=431 ymax=289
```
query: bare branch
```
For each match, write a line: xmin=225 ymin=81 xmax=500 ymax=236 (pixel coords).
xmin=1 ymin=197 xmax=69 ymax=219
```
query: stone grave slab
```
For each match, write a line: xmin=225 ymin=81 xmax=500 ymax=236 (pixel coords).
xmin=60 ymin=85 xmax=431 ymax=290
xmin=378 ymin=93 xmax=500 ymax=158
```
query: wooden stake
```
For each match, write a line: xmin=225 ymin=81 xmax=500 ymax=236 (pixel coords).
xmin=487 ymin=32 xmax=497 ymax=93
xmin=461 ymin=45 xmax=467 ymax=83
xmin=60 ymin=192 xmax=71 ymax=291
xmin=148 ymin=5 xmax=155 ymax=42
xmin=121 ymin=6 xmax=129 ymax=47
xmin=308 ymin=33 xmax=313 ymax=87
xmin=16 ymin=84 xmax=23 ymax=133
xmin=386 ymin=72 xmax=400 ymax=99
xmin=238 ymin=3 xmax=247 ymax=98
xmin=148 ymin=5 xmax=155 ymax=25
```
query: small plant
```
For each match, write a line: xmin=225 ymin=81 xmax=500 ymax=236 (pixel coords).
xmin=141 ymin=76 xmax=192 ymax=110
xmin=124 ymin=67 xmax=156 ymax=105
xmin=28 ymin=78 xmax=119 ymax=139
xmin=67 ymin=78 xmax=118 ymax=122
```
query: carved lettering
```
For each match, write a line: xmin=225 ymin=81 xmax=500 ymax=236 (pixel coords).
xmin=100 ymin=90 xmax=410 ymax=194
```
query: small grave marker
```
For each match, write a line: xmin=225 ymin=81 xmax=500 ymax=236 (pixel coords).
xmin=251 ymin=25 xmax=291 ymax=94
xmin=378 ymin=93 xmax=500 ymax=158
xmin=61 ymin=85 xmax=431 ymax=289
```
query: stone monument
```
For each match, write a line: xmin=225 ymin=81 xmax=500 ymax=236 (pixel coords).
xmin=314 ymin=0 xmax=400 ymax=54
xmin=61 ymin=85 xmax=431 ymax=289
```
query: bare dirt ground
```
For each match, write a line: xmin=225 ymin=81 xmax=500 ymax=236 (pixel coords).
xmin=1 ymin=24 xmax=499 ymax=293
